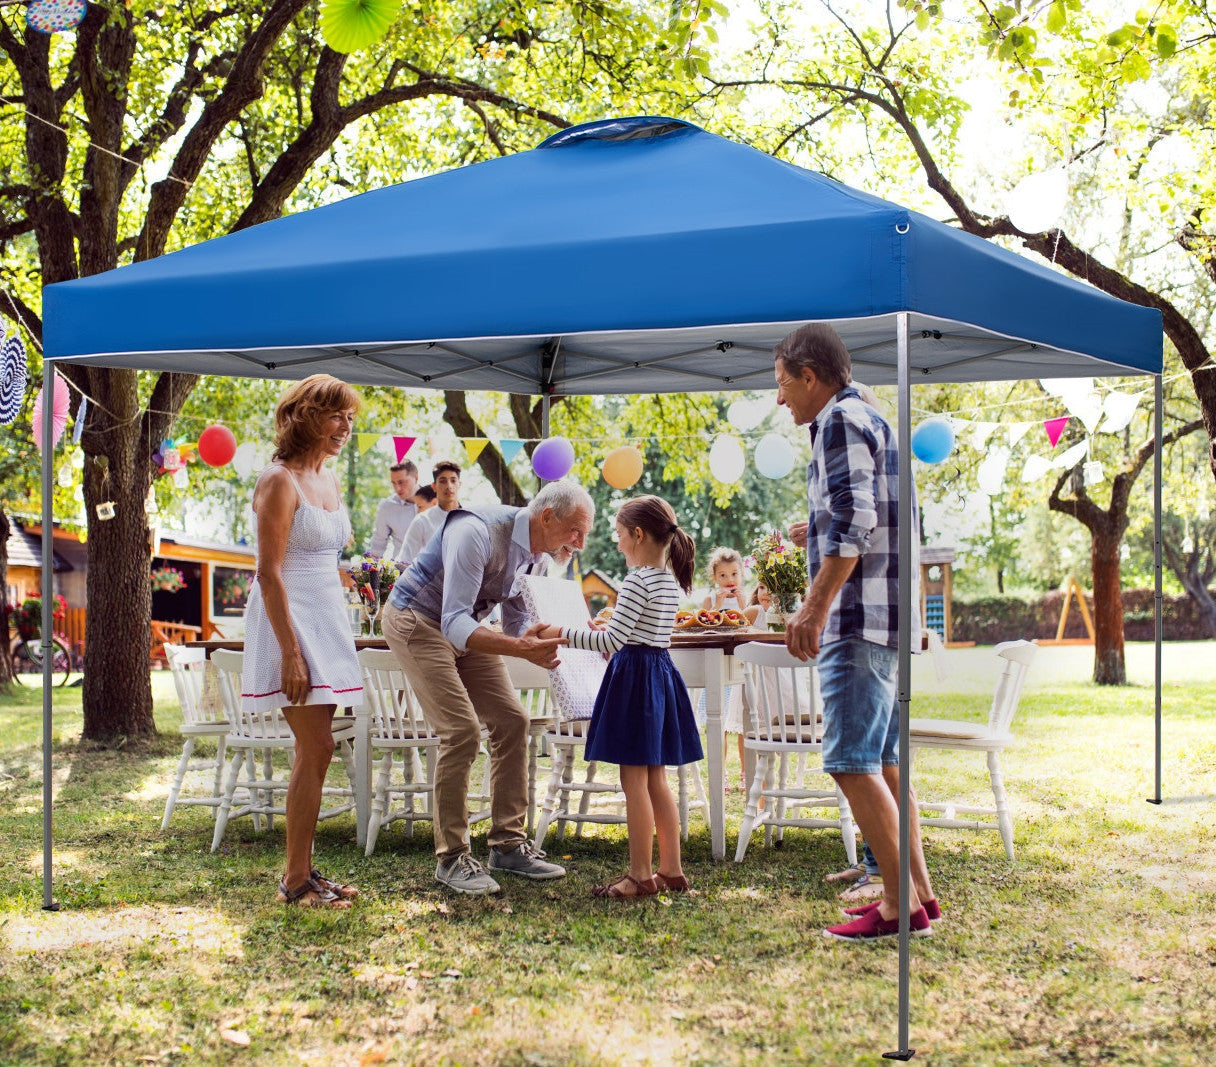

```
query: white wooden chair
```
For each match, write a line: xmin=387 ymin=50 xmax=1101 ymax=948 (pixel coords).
xmin=908 ymin=639 xmax=1037 ymax=860
xmin=733 ymin=642 xmax=857 ymax=865
xmin=358 ymin=648 xmax=440 ymax=854
xmin=208 ymin=649 xmax=359 ymax=852
xmin=160 ymin=643 xmax=231 ymax=828
xmin=531 ymin=692 xmax=709 ymax=849
xmin=503 ymin=657 xmax=558 ymax=838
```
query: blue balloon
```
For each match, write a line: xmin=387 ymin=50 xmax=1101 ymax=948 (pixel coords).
xmin=911 ymin=417 xmax=955 ymax=464
xmin=754 ymin=433 xmax=795 ymax=479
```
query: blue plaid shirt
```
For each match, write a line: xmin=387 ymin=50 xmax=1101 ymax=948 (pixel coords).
xmin=805 ymin=386 xmax=918 ymax=650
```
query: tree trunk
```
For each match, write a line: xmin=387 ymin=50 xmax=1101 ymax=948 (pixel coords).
xmin=1090 ymin=527 xmax=1126 ymax=685
xmin=0 ymin=508 xmax=12 ymax=687
xmin=80 ymin=373 xmax=155 ymax=742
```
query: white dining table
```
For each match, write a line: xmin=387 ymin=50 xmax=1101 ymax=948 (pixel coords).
xmin=193 ymin=630 xmax=785 ymax=857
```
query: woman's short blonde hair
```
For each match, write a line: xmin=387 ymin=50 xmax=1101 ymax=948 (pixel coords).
xmin=273 ymin=374 xmax=361 ymax=461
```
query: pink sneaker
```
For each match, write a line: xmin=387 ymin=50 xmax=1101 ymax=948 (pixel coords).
xmin=823 ymin=904 xmax=932 ymax=941
xmin=843 ymin=897 xmax=941 ymax=922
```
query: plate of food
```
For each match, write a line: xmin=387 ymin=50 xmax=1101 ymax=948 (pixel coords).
xmin=672 ymin=607 xmax=750 ymax=632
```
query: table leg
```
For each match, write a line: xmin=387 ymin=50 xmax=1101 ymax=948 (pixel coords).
xmin=702 ymin=649 xmax=726 ymax=861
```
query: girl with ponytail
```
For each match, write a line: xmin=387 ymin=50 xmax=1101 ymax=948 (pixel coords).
xmin=539 ymin=494 xmax=701 ymax=898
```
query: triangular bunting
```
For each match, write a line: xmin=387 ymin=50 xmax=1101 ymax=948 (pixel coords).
xmin=463 ymin=439 xmax=489 ymax=465
xmin=1008 ymin=422 xmax=1034 ymax=446
xmin=499 ymin=439 xmax=525 ymax=464
xmin=1053 ymin=440 xmax=1088 ymax=469
xmin=393 ymin=435 xmax=417 ymax=462
xmin=1044 ymin=416 xmax=1069 ymax=447
xmin=1100 ymin=390 xmax=1141 ymax=434
xmin=356 ymin=433 xmax=380 ymax=455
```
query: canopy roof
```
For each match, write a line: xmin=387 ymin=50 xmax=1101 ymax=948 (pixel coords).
xmin=43 ymin=117 xmax=1162 ymax=390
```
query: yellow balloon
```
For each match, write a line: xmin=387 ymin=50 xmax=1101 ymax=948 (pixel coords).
xmin=602 ymin=445 xmax=644 ymax=490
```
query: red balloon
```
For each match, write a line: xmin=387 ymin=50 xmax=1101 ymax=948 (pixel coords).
xmin=197 ymin=424 xmax=237 ymax=467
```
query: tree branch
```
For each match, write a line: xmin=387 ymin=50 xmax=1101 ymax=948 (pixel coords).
xmin=134 ymin=0 xmax=313 ymax=261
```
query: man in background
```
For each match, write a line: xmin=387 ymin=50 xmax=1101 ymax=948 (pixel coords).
xmin=402 ymin=460 xmax=462 ymax=562
xmin=367 ymin=460 xmax=418 ymax=560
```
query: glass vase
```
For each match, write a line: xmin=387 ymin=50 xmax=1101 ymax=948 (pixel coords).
xmin=767 ymin=602 xmax=798 ymax=632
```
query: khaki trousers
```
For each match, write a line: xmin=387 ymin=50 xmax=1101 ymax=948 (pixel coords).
xmin=381 ymin=602 xmax=528 ymax=858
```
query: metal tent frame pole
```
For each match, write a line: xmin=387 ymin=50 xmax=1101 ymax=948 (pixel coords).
xmin=1148 ymin=373 xmax=1163 ymax=805
xmin=41 ymin=358 xmax=59 ymax=911
xmin=884 ymin=312 xmax=915 ymax=1060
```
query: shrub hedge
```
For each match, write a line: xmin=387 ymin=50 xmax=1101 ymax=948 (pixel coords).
xmin=951 ymin=587 xmax=1216 ymax=644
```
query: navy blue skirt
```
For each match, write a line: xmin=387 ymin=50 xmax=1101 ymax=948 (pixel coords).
xmin=584 ymin=645 xmax=704 ymax=767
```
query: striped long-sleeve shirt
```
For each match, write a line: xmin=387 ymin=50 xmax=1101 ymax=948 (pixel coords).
xmin=561 ymin=566 xmax=680 ymax=653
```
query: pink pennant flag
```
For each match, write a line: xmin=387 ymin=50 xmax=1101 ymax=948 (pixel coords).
xmin=1043 ymin=416 xmax=1069 ymax=448
xmin=393 ymin=435 xmax=417 ymax=462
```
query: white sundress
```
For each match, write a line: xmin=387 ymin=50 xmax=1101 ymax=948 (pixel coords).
xmin=241 ymin=465 xmax=364 ymax=713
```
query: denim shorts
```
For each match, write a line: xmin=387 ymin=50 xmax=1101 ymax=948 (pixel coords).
xmin=817 ymin=637 xmax=899 ymax=775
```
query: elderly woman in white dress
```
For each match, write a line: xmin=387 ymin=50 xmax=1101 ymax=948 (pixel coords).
xmin=242 ymin=374 xmax=364 ymax=908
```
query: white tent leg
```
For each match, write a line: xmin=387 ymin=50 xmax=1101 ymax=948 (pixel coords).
xmin=889 ymin=311 xmax=914 ymax=1059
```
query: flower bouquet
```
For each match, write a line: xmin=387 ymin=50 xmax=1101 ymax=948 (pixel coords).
xmin=348 ymin=556 xmax=400 ymax=635
xmin=747 ymin=531 xmax=808 ymax=631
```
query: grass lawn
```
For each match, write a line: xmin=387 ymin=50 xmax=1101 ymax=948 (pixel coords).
xmin=1 ymin=643 xmax=1214 ymax=1065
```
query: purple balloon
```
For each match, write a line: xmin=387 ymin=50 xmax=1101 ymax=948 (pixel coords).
xmin=532 ymin=436 xmax=575 ymax=481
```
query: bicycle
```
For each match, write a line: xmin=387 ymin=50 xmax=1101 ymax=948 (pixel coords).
xmin=9 ymin=631 xmax=72 ymax=686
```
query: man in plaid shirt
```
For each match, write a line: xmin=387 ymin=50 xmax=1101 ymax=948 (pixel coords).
xmin=775 ymin=323 xmax=939 ymax=942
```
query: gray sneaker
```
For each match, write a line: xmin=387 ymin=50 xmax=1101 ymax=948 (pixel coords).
xmin=488 ymin=841 xmax=567 ymax=881
xmin=435 ymin=853 xmax=501 ymax=895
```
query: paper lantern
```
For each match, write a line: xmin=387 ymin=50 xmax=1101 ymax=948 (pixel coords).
xmin=32 ymin=372 xmax=70 ymax=451
xmin=198 ymin=423 xmax=237 ymax=467
xmin=602 ymin=445 xmax=644 ymax=490
xmin=911 ymin=418 xmax=955 ymax=464
xmin=320 ymin=0 xmax=398 ymax=53
xmin=753 ymin=434 xmax=795 ymax=479
xmin=708 ymin=435 xmax=745 ymax=484
xmin=0 ymin=332 xmax=27 ymax=425
xmin=1005 ymin=168 xmax=1068 ymax=234
xmin=532 ymin=436 xmax=575 ymax=481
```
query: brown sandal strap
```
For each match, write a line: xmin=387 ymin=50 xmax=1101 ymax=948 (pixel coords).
xmin=311 ymin=868 xmax=359 ymax=900
xmin=655 ymin=872 xmax=690 ymax=892
xmin=278 ymin=876 xmax=347 ymax=908
xmin=593 ymin=873 xmax=659 ymax=899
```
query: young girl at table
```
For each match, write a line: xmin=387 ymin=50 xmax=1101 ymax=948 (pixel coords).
xmin=701 ymin=546 xmax=749 ymax=612
xmin=539 ymin=494 xmax=701 ymax=898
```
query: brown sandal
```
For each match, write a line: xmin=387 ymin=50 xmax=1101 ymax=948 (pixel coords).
xmin=592 ymin=873 xmax=659 ymax=899
xmin=311 ymin=868 xmax=359 ymax=900
xmin=277 ymin=875 xmax=352 ymax=909
xmin=655 ymin=872 xmax=690 ymax=892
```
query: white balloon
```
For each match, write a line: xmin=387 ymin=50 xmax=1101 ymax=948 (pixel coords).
xmin=230 ymin=441 xmax=259 ymax=478
xmin=709 ymin=435 xmax=746 ymax=483
xmin=173 ymin=467 xmax=189 ymax=489
xmin=727 ymin=397 xmax=767 ymax=431
xmin=977 ymin=445 xmax=1010 ymax=496
xmin=753 ymin=433 xmax=795 ymax=478
xmin=1006 ymin=168 xmax=1068 ymax=234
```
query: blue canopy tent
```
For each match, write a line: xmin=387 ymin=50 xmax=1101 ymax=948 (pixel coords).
xmin=40 ymin=116 xmax=1163 ymax=1056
